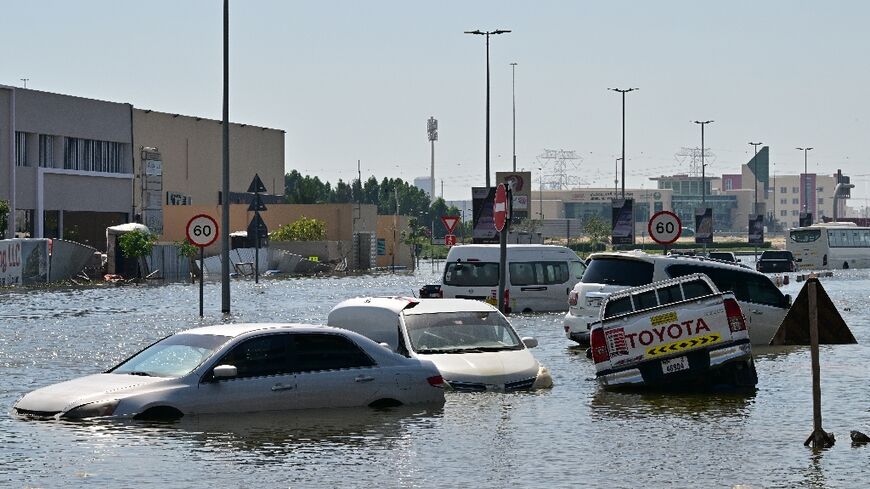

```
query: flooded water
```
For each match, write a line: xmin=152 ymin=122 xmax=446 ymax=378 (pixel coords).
xmin=1 ymin=262 xmax=869 ymax=488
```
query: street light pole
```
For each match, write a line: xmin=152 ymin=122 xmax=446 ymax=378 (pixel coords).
xmin=693 ymin=120 xmax=714 ymax=206
xmin=608 ymin=87 xmax=638 ymax=199
xmin=465 ymin=29 xmax=511 ymax=189
xmin=615 ymin=157 xmax=622 ymax=195
xmin=511 ymin=62 xmax=517 ymax=173
xmin=537 ymin=167 xmax=544 ymax=220
xmin=796 ymin=146 xmax=814 ymax=214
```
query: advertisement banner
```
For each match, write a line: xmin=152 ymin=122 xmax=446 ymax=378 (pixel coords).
xmin=611 ymin=198 xmax=635 ymax=245
xmin=694 ymin=208 xmax=713 ymax=244
xmin=0 ymin=239 xmax=49 ymax=286
xmin=472 ymin=186 xmax=498 ymax=243
xmin=748 ymin=214 xmax=764 ymax=245
xmin=496 ymin=171 xmax=532 ymax=219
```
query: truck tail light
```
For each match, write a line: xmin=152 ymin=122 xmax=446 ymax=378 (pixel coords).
xmin=590 ymin=327 xmax=610 ymax=364
xmin=427 ymin=375 xmax=445 ymax=388
xmin=724 ymin=298 xmax=747 ymax=333
xmin=568 ymin=290 xmax=578 ymax=306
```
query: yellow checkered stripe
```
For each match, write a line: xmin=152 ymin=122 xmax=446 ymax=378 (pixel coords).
xmin=646 ymin=333 xmax=721 ymax=357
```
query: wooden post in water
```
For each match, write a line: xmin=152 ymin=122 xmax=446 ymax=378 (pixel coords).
xmin=804 ymin=278 xmax=835 ymax=448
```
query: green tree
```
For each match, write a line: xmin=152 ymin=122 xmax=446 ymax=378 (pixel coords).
xmin=0 ymin=199 xmax=9 ymax=237
xmin=118 ymin=230 xmax=156 ymax=278
xmin=583 ymin=216 xmax=611 ymax=248
xmin=270 ymin=216 xmax=327 ymax=241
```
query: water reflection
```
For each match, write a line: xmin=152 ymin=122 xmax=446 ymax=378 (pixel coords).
xmin=589 ymin=387 xmax=756 ymax=421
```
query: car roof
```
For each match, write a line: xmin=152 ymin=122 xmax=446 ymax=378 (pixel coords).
xmin=331 ymin=297 xmax=499 ymax=316
xmin=587 ymin=250 xmax=753 ymax=270
xmin=181 ymin=323 xmax=340 ymax=338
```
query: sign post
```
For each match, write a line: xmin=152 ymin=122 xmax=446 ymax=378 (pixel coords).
xmin=648 ymin=211 xmax=682 ymax=255
xmin=248 ymin=174 xmax=268 ymax=284
xmin=441 ymin=215 xmax=460 ymax=249
xmin=494 ymin=184 xmax=511 ymax=313
xmin=187 ymin=214 xmax=219 ymax=317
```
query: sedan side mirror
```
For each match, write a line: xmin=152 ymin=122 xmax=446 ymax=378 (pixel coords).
xmin=213 ymin=364 xmax=238 ymax=378
xmin=521 ymin=337 xmax=538 ymax=348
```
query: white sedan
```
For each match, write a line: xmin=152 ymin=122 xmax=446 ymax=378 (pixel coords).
xmin=13 ymin=323 xmax=445 ymax=420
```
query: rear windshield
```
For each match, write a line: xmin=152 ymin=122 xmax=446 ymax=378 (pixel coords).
xmin=666 ymin=264 xmax=785 ymax=307
xmin=761 ymin=251 xmax=792 ymax=260
xmin=708 ymin=253 xmax=735 ymax=262
xmin=581 ymin=258 xmax=654 ymax=287
xmin=443 ymin=262 xmax=499 ymax=287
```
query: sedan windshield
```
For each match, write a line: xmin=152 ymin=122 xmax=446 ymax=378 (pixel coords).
xmin=110 ymin=334 xmax=231 ymax=378
xmin=404 ymin=312 xmax=522 ymax=354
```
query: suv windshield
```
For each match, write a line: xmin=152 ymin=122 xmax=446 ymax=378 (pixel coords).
xmin=111 ymin=334 xmax=231 ymax=378
xmin=404 ymin=311 xmax=522 ymax=354
xmin=581 ymin=258 xmax=654 ymax=287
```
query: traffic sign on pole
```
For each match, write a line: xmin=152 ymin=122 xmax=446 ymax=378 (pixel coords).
xmin=441 ymin=216 xmax=460 ymax=234
xmin=186 ymin=214 xmax=220 ymax=248
xmin=647 ymin=211 xmax=682 ymax=245
xmin=494 ymin=184 xmax=507 ymax=232
xmin=445 ymin=234 xmax=457 ymax=247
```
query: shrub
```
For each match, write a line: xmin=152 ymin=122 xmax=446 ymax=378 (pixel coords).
xmin=270 ymin=216 xmax=326 ymax=241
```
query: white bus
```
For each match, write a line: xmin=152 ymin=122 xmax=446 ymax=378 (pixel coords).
xmin=786 ymin=222 xmax=870 ymax=270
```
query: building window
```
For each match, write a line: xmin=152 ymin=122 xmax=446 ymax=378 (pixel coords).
xmin=780 ymin=198 xmax=787 ymax=205
xmin=780 ymin=187 xmax=787 ymax=194
xmin=39 ymin=135 xmax=54 ymax=168
xmin=818 ymin=198 xmax=824 ymax=205
xmin=792 ymin=198 xmax=799 ymax=205
xmin=15 ymin=131 xmax=27 ymax=166
xmin=791 ymin=210 xmax=799 ymax=216
xmin=792 ymin=186 xmax=800 ymax=194
xmin=64 ymin=137 xmax=124 ymax=173
xmin=781 ymin=210 xmax=787 ymax=217
xmin=817 ymin=187 xmax=824 ymax=193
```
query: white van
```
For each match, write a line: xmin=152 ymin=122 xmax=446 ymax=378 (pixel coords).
xmin=430 ymin=244 xmax=585 ymax=313
xmin=564 ymin=250 xmax=791 ymax=346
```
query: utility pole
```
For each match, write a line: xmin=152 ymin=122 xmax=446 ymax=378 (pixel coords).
xmin=220 ymin=0 xmax=231 ymax=314
xmin=694 ymin=120 xmax=714 ymax=206
xmin=608 ymin=87 xmax=638 ymax=198
xmin=797 ymin=146 xmax=814 ymax=214
xmin=427 ymin=117 xmax=438 ymax=203
xmin=511 ymin=62 xmax=518 ymax=173
xmin=20 ymin=78 xmax=29 ymax=88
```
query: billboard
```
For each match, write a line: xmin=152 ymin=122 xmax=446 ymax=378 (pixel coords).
xmin=472 ymin=186 xmax=498 ymax=243
xmin=694 ymin=208 xmax=713 ymax=244
xmin=611 ymin=198 xmax=634 ymax=245
xmin=496 ymin=171 xmax=532 ymax=219
xmin=0 ymin=239 xmax=49 ymax=286
xmin=748 ymin=214 xmax=764 ymax=245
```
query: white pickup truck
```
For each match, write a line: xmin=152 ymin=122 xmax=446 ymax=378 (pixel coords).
xmin=589 ymin=273 xmax=757 ymax=389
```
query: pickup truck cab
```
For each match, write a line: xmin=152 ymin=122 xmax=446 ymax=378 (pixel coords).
xmin=590 ymin=274 xmax=757 ymax=389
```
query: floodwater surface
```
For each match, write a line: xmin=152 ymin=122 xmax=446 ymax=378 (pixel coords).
xmin=1 ymin=262 xmax=868 ymax=488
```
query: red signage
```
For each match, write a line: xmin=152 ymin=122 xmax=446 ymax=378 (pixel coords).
xmin=441 ymin=216 xmax=460 ymax=234
xmin=494 ymin=184 xmax=507 ymax=232
xmin=445 ymin=234 xmax=457 ymax=247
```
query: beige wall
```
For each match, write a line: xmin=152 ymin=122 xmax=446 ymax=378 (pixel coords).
xmin=132 ymin=109 xmax=285 ymax=214
xmin=162 ymin=203 xmax=379 ymax=252
xmin=376 ymin=215 xmax=413 ymax=268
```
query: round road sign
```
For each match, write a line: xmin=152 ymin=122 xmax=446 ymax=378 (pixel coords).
xmin=493 ymin=184 xmax=507 ymax=232
xmin=186 ymin=214 xmax=219 ymax=247
xmin=648 ymin=211 xmax=682 ymax=245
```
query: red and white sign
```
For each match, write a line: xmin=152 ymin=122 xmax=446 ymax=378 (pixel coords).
xmin=186 ymin=214 xmax=219 ymax=248
xmin=493 ymin=184 xmax=507 ymax=232
xmin=441 ymin=216 xmax=460 ymax=234
xmin=445 ymin=234 xmax=457 ymax=247
xmin=648 ymin=211 xmax=682 ymax=245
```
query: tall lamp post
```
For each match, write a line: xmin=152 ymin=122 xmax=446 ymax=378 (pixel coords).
xmin=465 ymin=29 xmax=511 ymax=189
xmin=693 ymin=120 xmax=714 ymax=205
xmin=537 ymin=167 xmax=544 ymax=220
xmin=796 ymin=146 xmax=814 ymax=214
xmin=615 ymin=157 xmax=622 ymax=195
xmin=608 ymin=87 xmax=638 ymax=198
xmin=510 ymin=62 xmax=518 ymax=173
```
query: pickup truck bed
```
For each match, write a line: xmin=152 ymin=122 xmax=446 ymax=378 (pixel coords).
xmin=590 ymin=274 xmax=757 ymax=389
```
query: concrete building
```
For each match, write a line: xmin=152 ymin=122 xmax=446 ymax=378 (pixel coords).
xmin=1 ymin=87 xmax=134 ymax=249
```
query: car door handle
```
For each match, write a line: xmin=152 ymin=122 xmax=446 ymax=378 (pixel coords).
xmin=520 ymin=286 xmax=547 ymax=291
xmin=751 ymin=310 xmax=763 ymax=315
xmin=271 ymin=383 xmax=295 ymax=391
xmin=354 ymin=375 xmax=375 ymax=383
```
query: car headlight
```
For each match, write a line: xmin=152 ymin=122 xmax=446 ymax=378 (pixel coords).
xmin=63 ymin=400 xmax=120 ymax=419
xmin=532 ymin=366 xmax=554 ymax=389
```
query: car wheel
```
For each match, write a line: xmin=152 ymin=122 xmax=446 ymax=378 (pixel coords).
xmin=369 ymin=398 xmax=403 ymax=409
xmin=135 ymin=406 xmax=184 ymax=421
xmin=843 ymin=262 xmax=849 ymax=270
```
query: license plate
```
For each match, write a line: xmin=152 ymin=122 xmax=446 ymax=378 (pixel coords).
xmin=661 ymin=356 xmax=689 ymax=374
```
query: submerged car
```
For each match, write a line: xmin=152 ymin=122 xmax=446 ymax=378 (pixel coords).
xmin=756 ymin=250 xmax=797 ymax=273
xmin=708 ymin=251 xmax=738 ymax=263
xmin=13 ymin=323 xmax=445 ymax=420
xmin=327 ymin=297 xmax=553 ymax=392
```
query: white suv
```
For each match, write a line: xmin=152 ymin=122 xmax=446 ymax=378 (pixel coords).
xmin=564 ymin=251 xmax=791 ymax=345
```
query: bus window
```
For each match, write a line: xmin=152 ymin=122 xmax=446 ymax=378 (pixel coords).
xmin=790 ymin=229 xmax=820 ymax=243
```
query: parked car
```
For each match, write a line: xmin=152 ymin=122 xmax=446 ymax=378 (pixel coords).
xmin=420 ymin=244 xmax=585 ymax=312
xmin=328 ymin=297 xmax=553 ymax=392
xmin=13 ymin=323 xmax=445 ymax=420
xmin=563 ymin=250 xmax=791 ymax=346
xmin=708 ymin=251 xmax=738 ymax=263
xmin=756 ymin=250 xmax=797 ymax=273
xmin=590 ymin=273 xmax=757 ymax=389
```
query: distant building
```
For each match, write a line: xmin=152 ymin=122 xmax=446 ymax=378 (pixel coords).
xmin=413 ymin=176 xmax=434 ymax=198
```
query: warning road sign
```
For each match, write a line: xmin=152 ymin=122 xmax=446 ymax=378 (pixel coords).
xmin=441 ymin=216 xmax=460 ymax=234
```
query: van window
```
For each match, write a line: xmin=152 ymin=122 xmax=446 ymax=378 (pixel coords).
xmin=657 ymin=284 xmax=683 ymax=306
xmin=444 ymin=262 xmax=499 ymax=287
xmin=509 ymin=262 xmax=571 ymax=286
xmin=633 ymin=290 xmax=658 ymax=310
xmin=666 ymin=265 xmax=785 ymax=307
xmin=581 ymin=258 xmax=654 ymax=286
xmin=681 ymin=279 xmax=713 ymax=300
xmin=603 ymin=296 xmax=633 ymax=319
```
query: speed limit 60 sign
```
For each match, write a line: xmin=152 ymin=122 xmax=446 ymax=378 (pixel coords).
xmin=648 ymin=211 xmax=682 ymax=245
xmin=186 ymin=214 xmax=219 ymax=247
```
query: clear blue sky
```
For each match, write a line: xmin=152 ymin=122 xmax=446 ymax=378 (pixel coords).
xmin=2 ymin=0 xmax=869 ymax=206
